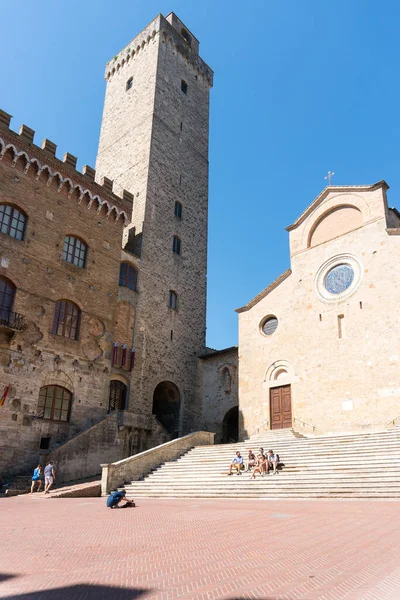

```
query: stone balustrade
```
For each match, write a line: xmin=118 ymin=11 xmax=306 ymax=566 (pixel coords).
xmin=101 ymin=431 xmax=215 ymax=495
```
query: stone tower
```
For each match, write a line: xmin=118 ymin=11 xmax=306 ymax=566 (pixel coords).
xmin=96 ymin=13 xmax=213 ymax=436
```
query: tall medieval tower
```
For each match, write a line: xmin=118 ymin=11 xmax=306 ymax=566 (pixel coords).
xmin=96 ymin=13 xmax=213 ymax=436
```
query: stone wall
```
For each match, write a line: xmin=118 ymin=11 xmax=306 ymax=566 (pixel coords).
xmin=101 ymin=430 xmax=215 ymax=494
xmin=238 ymin=183 xmax=400 ymax=437
xmin=201 ymin=347 xmax=238 ymax=442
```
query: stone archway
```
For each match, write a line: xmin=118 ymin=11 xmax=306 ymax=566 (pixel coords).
xmin=152 ymin=381 xmax=181 ymax=438
xmin=222 ymin=406 xmax=239 ymax=443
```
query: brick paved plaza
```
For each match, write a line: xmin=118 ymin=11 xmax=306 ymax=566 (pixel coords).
xmin=1 ymin=496 xmax=400 ymax=599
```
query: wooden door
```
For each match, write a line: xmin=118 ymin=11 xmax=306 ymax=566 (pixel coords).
xmin=270 ymin=385 xmax=292 ymax=429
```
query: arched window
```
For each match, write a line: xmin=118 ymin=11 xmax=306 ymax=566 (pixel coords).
xmin=52 ymin=300 xmax=81 ymax=340
xmin=172 ymin=236 xmax=181 ymax=255
xmin=0 ymin=204 xmax=27 ymax=241
xmin=168 ymin=290 xmax=178 ymax=310
xmin=62 ymin=236 xmax=87 ymax=268
xmin=37 ymin=386 xmax=72 ymax=421
xmin=174 ymin=201 xmax=182 ymax=219
xmin=119 ymin=263 xmax=138 ymax=291
xmin=126 ymin=77 xmax=133 ymax=91
xmin=0 ymin=277 xmax=15 ymax=322
xmin=108 ymin=380 xmax=127 ymax=412
xmin=181 ymin=80 xmax=188 ymax=95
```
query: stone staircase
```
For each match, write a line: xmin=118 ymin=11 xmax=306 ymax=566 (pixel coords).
xmin=124 ymin=428 xmax=400 ymax=498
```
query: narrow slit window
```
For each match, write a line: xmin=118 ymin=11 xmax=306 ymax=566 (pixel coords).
xmin=126 ymin=77 xmax=133 ymax=91
xmin=337 ymin=314 xmax=344 ymax=339
xmin=181 ymin=80 xmax=188 ymax=94
xmin=172 ymin=236 xmax=181 ymax=255
xmin=319 ymin=314 xmax=322 ymax=322
xmin=174 ymin=201 xmax=182 ymax=219
xmin=359 ymin=301 xmax=363 ymax=309
xmin=168 ymin=290 xmax=178 ymax=310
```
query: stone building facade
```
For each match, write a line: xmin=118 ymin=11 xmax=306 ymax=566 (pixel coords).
xmin=237 ymin=182 xmax=400 ymax=438
xmin=0 ymin=12 xmax=222 ymax=480
xmin=0 ymin=111 xmax=134 ymax=476
xmin=201 ymin=347 xmax=238 ymax=444
xmin=96 ymin=12 xmax=213 ymax=437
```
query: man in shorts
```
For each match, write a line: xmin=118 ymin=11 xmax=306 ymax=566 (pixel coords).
xmin=228 ymin=451 xmax=244 ymax=475
xmin=44 ymin=461 xmax=56 ymax=494
xmin=106 ymin=490 xmax=135 ymax=508
xmin=267 ymin=449 xmax=279 ymax=475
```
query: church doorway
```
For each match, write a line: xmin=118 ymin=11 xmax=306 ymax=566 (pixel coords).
xmin=152 ymin=381 xmax=180 ymax=438
xmin=270 ymin=385 xmax=292 ymax=429
xmin=222 ymin=406 xmax=239 ymax=443
xmin=108 ymin=380 xmax=127 ymax=412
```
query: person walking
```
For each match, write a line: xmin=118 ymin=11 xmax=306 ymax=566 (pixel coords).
xmin=30 ymin=465 xmax=42 ymax=493
xmin=44 ymin=461 xmax=56 ymax=494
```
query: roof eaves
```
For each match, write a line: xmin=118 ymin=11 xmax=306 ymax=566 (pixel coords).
xmin=235 ymin=269 xmax=292 ymax=314
xmin=286 ymin=180 xmax=389 ymax=232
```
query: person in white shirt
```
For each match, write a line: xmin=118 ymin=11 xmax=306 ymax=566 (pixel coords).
xmin=267 ymin=449 xmax=279 ymax=475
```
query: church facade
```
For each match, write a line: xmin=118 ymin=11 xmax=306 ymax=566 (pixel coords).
xmin=237 ymin=182 xmax=400 ymax=437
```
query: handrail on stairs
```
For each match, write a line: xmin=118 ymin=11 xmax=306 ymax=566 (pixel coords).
xmin=244 ymin=420 xmax=269 ymax=439
xmin=293 ymin=417 xmax=315 ymax=432
xmin=387 ymin=415 xmax=400 ymax=426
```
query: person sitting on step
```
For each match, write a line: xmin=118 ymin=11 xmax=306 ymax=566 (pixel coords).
xmin=228 ymin=451 xmax=244 ymax=475
xmin=251 ymin=448 xmax=267 ymax=479
xmin=267 ymin=449 xmax=280 ymax=475
xmin=245 ymin=449 xmax=256 ymax=472
xmin=106 ymin=489 xmax=135 ymax=509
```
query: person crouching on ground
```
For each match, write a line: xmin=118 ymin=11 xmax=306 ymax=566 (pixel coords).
xmin=228 ymin=451 xmax=244 ymax=475
xmin=267 ymin=449 xmax=279 ymax=475
xmin=106 ymin=490 xmax=135 ymax=508
xmin=30 ymin=464 xmax=42 ymax=493
xmin=251 ymin=448 xmax=267 ymax=479
xmin=245 ymin=449 xmax=256 ymax=472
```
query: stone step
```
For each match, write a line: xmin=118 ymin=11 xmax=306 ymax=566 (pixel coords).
xmin=196 ymin=438 xmax=400 ymax=449
xmin=120 ymin=427 xmax=400 ymax=499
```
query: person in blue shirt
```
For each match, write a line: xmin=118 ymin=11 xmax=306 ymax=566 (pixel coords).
xmin=30 ymin=465 xmax=42 ymax=493
xmin=106 ymin=489 xmax=135 ymax=508
xmin=227 ymin=451 xmax=244 ymax=475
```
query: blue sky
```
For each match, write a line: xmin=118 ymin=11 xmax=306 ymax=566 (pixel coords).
xmin=3 ymin=1 xmax=400 ymax=349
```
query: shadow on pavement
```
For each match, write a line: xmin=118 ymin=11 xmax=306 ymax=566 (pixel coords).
xmin=0 ymin=574 xmax=17 ymax=583
xmin=2 ymin=584 xmax=150 ymax=599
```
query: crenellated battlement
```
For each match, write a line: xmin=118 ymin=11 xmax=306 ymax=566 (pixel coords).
xmin=104 ymin=13 xmax=213 ymax=87
xmin=0 ymin=109 xmax=133 ymax=224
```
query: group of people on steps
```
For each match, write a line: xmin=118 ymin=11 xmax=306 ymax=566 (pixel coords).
xmin=228 ymin=448 xmax=280 ymax=479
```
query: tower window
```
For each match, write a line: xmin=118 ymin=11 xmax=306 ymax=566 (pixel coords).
xmin=62 ymin=236 xmax=87 ymax=268
xmin=126 ymin=77 xmax=133 ymax=91
xmin=181 ymin=28 xmax=192 ymax=46
xmin=172 ymin=236 xmax=181 ymax=255
xmin=0 ymin=204 xmax=27 ymax=241
xmin=52 ymin=300 xmax=81 ymax=340
xmin=174 ymin=201 xmax=182 ymax=219
xmin=168 ymin=290 xmax=178 ymax=310
xmin=119 ymin=263 xmax=138 ymax=291
xmin=181 ymin=80 xmax=188 ymax=95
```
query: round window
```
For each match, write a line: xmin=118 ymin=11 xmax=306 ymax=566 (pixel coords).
xmin=314 ymin=254 xmax=362 ymax=302
xmin=261 ymin=316 xmax=278 ymax=336
xmin=324 ymin=264 xmax=354 ymax=295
